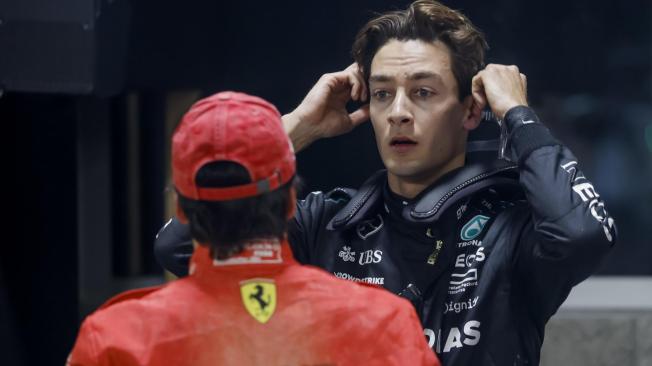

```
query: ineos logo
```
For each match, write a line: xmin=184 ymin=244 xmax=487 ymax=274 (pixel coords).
xmin=455 ymin=247 xmax=485 ymax=268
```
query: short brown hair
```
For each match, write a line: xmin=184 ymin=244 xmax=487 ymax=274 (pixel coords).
xmin=178 ymin=161 xmax=294 ymax=260
xmin=352 ymin=0 xmax=488 ymax=100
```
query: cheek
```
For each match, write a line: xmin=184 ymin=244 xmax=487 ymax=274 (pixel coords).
xmin=369 ymin=103 xmax=382 ymax=122
xmin=370 ymin=110 xmax=385 ymax=134
xmin=418 ymin=124 xmax=447 ymax=150
xmin=414 ymin=112 xmax=461 ymax=147
xmin=419 ymin=102 xmax=464 ymax=133
xmin=370 ymin=120 xmax=385 ymax=147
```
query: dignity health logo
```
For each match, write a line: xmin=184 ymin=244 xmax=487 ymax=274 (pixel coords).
xmin=460 ymin=215 xmax=490 ymax=241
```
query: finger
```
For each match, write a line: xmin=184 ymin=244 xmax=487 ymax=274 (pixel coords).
xmin=352 ymin=72 xmax=367 ymax=102
xmin=520 ymin=73 xmax=528 ymax=104
xmin=471 ymin=99 xmax=483 ymax=123
xmin=329 ymin=68 xmax=359 ymax=101
xmin=347 ymin=66 xmax=366 ymax=101
xmin=349 ymin=104 xmax=370 ymax=127
xmin=349 ymin=74 xmax=360 ymax=101
xmin=352 ymin=64 xmax=367 ymax=101
xmin=471 ymin=73 xmax=487 ymax=111
xmin=344 ymin=63 xmax=357 ymax=72
xmin=323 ymin=72 xmax=354 ymax=103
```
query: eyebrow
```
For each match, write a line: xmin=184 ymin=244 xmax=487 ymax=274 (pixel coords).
xmin=369 ymin=71 xmax=443 ymax=83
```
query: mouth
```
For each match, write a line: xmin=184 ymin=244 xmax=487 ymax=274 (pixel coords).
xmin=389 ymin=136 xmax=418 ymax=153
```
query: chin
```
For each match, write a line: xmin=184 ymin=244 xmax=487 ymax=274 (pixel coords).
xmin=384 ymin=160 xmax=428 ymax=179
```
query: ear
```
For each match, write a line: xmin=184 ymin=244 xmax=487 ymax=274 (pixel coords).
xmin=461 ymin=95 xmax=483 ymax=131
xmin=175 ymin=193 xmax=189 ymax=224
xmin=286 ymin=187 xmax=297 ymax=220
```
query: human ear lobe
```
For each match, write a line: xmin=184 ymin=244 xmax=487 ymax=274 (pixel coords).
xmin=462 ymin=95 xmax=483 ymax=131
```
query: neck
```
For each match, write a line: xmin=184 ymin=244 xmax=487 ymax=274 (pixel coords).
xmin=387 ymin=154 xmax=465 ymax=199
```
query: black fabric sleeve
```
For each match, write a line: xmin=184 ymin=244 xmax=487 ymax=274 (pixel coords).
xmin=153 ymin=217 xmax=193 ymax=277
xmin=504 ymin=106 xmax=617 ymax=319
xmin=288 ymin=189 xmax=354 ymax=265
xmin=503 ymin=105 xmax=559 ymax=164
xmin=289 ymin=191 xmax=332 ymax=264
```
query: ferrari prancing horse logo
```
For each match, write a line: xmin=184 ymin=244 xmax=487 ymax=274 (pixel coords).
xmin=240 ymin=279 xmax=277 ymax=323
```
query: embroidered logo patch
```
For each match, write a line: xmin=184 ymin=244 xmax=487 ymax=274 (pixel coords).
xmin=240 ymin=279 xmax=276 ymax=323
xmin=213 ymin=241 xmax=282 ymax=266
xmin=460 ymin=215 xmax=490 ymax=241
xmin=338 ymin=246 xmax=356 ymax=262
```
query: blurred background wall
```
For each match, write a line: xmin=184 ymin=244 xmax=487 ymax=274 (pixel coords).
xmin=1 ymin=0 xmax=650 ymax=364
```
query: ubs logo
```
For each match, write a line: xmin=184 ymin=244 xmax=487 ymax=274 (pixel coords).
xmin=358 ymin=249 xmax=383 ymax=265
xmin=338 ymin=246 xmax=382 ymax=265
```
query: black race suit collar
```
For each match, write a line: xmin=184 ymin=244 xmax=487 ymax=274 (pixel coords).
xmin=327 ymin=159 xmax=519 ymax=231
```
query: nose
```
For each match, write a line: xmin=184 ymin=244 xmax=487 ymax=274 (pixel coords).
xmin=387 ymin=90 xmax=413 ymax=125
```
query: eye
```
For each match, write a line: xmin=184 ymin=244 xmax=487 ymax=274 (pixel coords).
xmin=372 ymin=90 xmax=391 ymax=101
xmin=414 ymin=88 xmax=435 ymax=98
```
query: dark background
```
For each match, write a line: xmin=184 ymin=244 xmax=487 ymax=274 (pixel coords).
xmin=1 ymin=0 xmax=651 ymax=364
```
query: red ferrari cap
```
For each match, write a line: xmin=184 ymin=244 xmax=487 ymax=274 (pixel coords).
xmin=172 ymin=91 xmax=295 ymax=201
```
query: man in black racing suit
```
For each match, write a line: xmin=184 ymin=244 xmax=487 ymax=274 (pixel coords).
xmin=154 ymin=1 xmax=616 ymax=365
